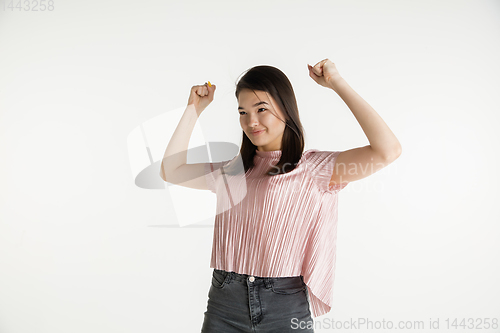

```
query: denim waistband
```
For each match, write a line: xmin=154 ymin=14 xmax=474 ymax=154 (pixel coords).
xmin=214 ymin=268 xmax=304 ymax=285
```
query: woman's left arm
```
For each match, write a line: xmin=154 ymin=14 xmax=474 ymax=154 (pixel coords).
xmin=329 ymin=77 xmax=402 ymax=159
xmin=308 ymin=59 xmax=402 ymax=184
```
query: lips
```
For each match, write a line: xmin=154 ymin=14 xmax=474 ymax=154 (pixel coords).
xmin=251 ymin=130 xmax=265 ymax=135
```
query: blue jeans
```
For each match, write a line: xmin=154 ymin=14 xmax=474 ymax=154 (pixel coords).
xmin=201 ymin=268 xmax=315 ymax=332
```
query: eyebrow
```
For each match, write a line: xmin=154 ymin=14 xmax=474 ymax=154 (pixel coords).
xmin=238 ymin=101 xmax=269 ymax=110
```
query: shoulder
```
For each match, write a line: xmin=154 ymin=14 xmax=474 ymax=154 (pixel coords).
xmin=303 ymin=149 xmax=341 ymax=166
xmin=303 ymin=149 xmax=347 ymax=193
xmin=302 ymin=149 xmax=320 ymax=161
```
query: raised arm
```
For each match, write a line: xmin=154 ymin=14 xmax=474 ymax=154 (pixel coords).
xmin=159 ymin=83 xmax=216 ymax=189
xmin=308 ymin=59 xmax=402 ymax=185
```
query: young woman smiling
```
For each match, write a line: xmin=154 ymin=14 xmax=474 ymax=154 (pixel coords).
xmin=160 ymin=59 xmax=402 ymax=332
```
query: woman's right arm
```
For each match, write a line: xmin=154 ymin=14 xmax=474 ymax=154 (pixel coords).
xmin=159 ymin=83 xmax=216 ymax=190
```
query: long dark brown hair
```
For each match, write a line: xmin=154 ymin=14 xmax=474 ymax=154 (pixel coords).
xmin=223 ymin=65 xmax=305 ymax=177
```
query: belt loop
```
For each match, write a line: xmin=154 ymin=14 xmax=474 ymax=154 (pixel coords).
xmin=226 ymin=271 xmax=233 ymax=284
xmin=264 ymin=277 xmax=272 ymax=289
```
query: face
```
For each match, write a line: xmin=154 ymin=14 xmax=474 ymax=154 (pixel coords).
xmin=237 ymin=89 xmax=287 ymax=152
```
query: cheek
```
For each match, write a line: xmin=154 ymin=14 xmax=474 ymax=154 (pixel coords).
xmin=270 ymin=117 xmax=285 ymax=129
xmin=263 ymin=113 xmax=278 ymax=125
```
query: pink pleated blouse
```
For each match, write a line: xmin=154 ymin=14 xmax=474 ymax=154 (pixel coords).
xmin=204 ymin=148 xmax=349 ymax=317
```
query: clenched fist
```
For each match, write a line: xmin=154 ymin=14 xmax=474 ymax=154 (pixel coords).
xmin=187 ymin=82 xmax=216 ymax=115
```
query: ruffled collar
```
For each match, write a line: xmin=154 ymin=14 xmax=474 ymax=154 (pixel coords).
xmin=255 ymin=148 xmax=282 ymax=159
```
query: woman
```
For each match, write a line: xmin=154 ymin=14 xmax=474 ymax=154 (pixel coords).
xmin=159 ymin=59 xmax=402 ymax=332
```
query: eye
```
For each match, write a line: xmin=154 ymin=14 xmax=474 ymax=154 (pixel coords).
xmin=239 ymin=108 xmax=266 ymax=115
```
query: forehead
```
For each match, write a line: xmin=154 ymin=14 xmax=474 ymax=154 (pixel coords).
xmin=238 ymin=89 xmax=272 ymax=106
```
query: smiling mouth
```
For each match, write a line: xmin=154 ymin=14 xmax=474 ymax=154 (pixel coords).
xmin=251 ymin=130 xmax=265 ymax=135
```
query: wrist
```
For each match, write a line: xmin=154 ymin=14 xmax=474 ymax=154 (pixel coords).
xmin=185 ymin=104 xmax=202 ymax=118
xmin=327 ymin=76 xmax=346 ymax=91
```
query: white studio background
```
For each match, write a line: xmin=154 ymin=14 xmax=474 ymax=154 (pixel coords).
xmin=0 ymin=0 xmax=499 ymax=332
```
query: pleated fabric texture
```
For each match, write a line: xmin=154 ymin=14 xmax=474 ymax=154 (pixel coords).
xmin=204 ymin=148 xmax=349 ymax=318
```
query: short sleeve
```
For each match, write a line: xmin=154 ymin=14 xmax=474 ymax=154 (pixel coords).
xmin=306 ymin=150 xmax=349 ymax=194
xmin=204 ymin=159 xmax=233 ymax=194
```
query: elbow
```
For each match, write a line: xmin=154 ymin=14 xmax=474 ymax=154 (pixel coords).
xmin=395 ymin=144 xmax=402 ymax=158
xmin=387 ymin=145 xmax=402 ymax=161
xmin=159 ymin=167 xmax=168 ymax=182
xmin=160 ymin=166 xmax=178 ymax=183
xmin=159 ymin=172 xmax=166 ymax=182
xmin=379 ymin=144 xmax=402 ymax=162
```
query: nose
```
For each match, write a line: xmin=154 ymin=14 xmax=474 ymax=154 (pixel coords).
xmin=247 ymin=113 xmax=260 ymax=128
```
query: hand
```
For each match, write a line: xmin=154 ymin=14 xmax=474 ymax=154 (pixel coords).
xmin=187 ymin=82 xmax=216 ymax=115
xmin=307 ymin=59 xmax=343 ymax=89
